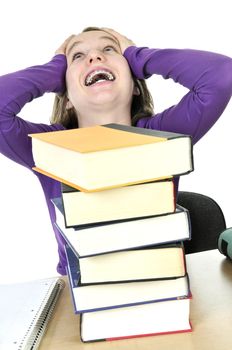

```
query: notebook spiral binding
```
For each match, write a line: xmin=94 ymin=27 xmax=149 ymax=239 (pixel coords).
xmin=18 ymin=278 xmax=65 ymax=350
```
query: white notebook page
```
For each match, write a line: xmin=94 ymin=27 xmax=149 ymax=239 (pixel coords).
xmin=0 ymin=277 xmax=64 ymax=350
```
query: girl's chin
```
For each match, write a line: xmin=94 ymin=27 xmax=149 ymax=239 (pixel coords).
xmin=86 ymin=91 xmax=118 ymax=105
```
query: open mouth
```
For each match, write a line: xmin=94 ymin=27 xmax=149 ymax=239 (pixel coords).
xmin=85 ymin=69 xmax=115 ymax=86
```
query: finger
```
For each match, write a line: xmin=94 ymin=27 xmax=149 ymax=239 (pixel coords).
xmin=100 ymin=27 xmax=120 ymax=42
xmin=55 ymin=34 xmax=76 ymax=55
xmin=100 ymin=28 xmax=126 ymax=53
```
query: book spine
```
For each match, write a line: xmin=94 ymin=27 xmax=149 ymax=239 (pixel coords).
xmin=64 ymin=245 xmax=80 ymax=288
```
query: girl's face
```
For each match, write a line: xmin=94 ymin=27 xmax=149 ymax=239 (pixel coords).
xmin=65 ymin=30 xmax=135 ymax=117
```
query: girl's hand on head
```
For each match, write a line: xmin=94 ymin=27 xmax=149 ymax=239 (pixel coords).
xmin=101 ymin=28 xmax=135 ymax=54
xmin=55 ymin=35 xmax=76 ymax=56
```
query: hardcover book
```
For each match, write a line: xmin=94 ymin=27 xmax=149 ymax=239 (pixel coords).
xmin=65 ymin=245 xmax=191 ymax=313
xmin=72 ymin=243 xmax=186 ymax=284
xmin=80 ymin=297 xmax=192 ymax=342
xmin=60 ymin=179 xmax=175 ymax=227
xmin=52 ymin=201 xmax=191 ymax=257
xmin=30 ymin=123 xmax=193 ymax=192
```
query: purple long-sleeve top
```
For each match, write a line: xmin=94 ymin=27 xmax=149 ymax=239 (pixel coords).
xmin=1 ymin=46 xmax=232 ymax=274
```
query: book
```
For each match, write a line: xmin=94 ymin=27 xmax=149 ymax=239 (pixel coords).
xmin=0 ymin=277 xmax=64 ymax=350
xmin=29 ymin=123 xmax=193 ymax=192
xmin=60 ymin=179 xmax=175 ymax=227
xmin=80 ymin=297 xmax=192 ymax=342
xmin=52 ymin=201 xmax=191 ymax=257
xmin=73 ymin=243 xmax=186 ymax=284
xmin=65 ymin=245 xmax=191 ymax=313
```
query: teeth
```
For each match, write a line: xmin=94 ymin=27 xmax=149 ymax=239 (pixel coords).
xmin=85 ymin=70 xmax=115 ymax=86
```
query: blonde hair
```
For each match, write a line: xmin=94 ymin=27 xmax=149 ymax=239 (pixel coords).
xmin=50 ymin=27 xmax=154 ymax=128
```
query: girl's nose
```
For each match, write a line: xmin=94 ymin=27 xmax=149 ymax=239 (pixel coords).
xmin=87 ymin=51 xmax=105 ymax=64
xmin=89 ymin=56 xmax=102 ymax=63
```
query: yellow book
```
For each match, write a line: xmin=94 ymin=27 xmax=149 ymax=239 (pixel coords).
xmin=30 ymin=123 xmax=193 ymax=192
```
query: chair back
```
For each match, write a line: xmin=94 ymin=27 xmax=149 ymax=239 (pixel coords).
xmin=177 ymin=191 xmax=226 ymax=254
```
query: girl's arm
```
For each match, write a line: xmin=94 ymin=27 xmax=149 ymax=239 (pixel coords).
xmin=0 ymin=55 xmax=67 ymax=168
xmin=103 ymin=27 xmax=232 ymax=144
xmin=125 ymin=46 xmax=232 ymax=144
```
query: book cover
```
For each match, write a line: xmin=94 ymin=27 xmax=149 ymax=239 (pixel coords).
xmin=52 ymin=201 xmax=191 ymax=257
xmin=30 ymin=123 xmax=193 ymax=192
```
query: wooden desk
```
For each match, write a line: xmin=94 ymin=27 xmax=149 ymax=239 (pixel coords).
xmin=39 ymin=250 xmax=232 ymax=350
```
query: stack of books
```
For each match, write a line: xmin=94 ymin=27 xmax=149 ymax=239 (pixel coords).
xmin=30 ymin=123 xmax=194 ymax=342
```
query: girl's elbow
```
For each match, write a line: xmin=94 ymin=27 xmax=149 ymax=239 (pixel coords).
xmin=216 ymin=59 xmax=232 ymax=95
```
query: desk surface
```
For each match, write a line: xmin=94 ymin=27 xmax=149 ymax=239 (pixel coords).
xmin=40 ymin=250 xmax=232 ymax=350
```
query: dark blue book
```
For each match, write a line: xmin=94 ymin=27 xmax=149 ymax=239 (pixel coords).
xmin=64 ymin=245 xmax=191 ymax=314
xmin=52 ymin=197 xmax=191 ymax=258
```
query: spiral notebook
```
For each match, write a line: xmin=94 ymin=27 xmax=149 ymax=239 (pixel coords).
xmin=0 ymin=277 xmax=64 ymax=350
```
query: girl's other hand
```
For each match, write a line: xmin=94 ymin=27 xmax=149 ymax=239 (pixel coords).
xmin=55 ymin=35 xmax=76 ymax=56
xmin=101 ymin=28 xmax=135 ymax=54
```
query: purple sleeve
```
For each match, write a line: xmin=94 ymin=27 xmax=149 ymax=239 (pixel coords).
xmin=0 ymin=54 xmax=67 ymax=168
xmin=124 ymin=46 xmax=232 ymax=144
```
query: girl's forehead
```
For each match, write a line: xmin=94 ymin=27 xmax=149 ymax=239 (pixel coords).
xmin=76 ymin=30 xmax=104 ymax=38
xmin=71 ymin=30 xmax=119 ymax=47
xmin=74 ymin=30 xmax=114 ymax=42
xmin=67 ymin=31 xmax=120 ymax=55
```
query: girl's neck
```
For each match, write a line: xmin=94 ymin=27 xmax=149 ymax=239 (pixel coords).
xmin=77 ymin=108 xmax=132 ymax=128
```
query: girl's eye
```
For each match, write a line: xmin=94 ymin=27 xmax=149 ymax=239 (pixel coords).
xmin=72 ymin=52 xmax=83 ymax=61
xmin=104 ymin=46 xmax=116 ymax=52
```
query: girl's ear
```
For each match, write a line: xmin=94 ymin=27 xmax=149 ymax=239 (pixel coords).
xmin=66 ymin=98 xmax=74 ymax=110
xmin=133 ymin=85 xmax=140 ymax=96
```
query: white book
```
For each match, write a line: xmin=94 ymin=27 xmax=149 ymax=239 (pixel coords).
xmin=81 ymin=297 xmax=192 ymax=342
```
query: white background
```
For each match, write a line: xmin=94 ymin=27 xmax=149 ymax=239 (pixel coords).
xmin=0 ymin=0 xmax=231 ymax=283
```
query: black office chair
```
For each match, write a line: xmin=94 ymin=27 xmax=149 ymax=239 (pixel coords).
xmin=177 ymin=191 xmax=226 ymax=254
